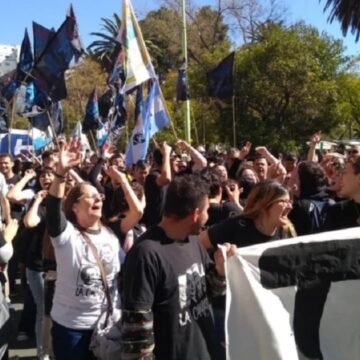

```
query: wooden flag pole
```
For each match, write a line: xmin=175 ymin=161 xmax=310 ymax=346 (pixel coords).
xmin=232 ymin=95 xmax=236 ymax=147
xmin=8 ymin=95 xmax=17 ymax=154
xmin=89 ymin=129 xmax=99 ymax=156
xmin=46 ymin=110 xmax=61 ymax=151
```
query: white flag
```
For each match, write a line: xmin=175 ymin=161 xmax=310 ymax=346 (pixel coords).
xmin=120 ymin=0 xmax=156 ymax=93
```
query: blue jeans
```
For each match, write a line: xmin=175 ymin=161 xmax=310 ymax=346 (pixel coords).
xmin=51 ymin=321 xmax=96 ymax=360
xmin=26 ymin=268 xmax=44 ymax=355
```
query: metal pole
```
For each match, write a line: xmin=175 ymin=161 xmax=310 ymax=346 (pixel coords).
xmin=232 ymin=95 xmax=236 ymax=147
xmin=181 ymin=0 xmax=191 ymax=143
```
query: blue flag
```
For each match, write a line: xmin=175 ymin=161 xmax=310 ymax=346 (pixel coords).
xmin=125 ymin=80 xmax=170 ymax=165
xmin=17 ymin=28 xmax=33 ymax=81
xmin=31 ymin=101 xmax=63 ymax=134
xmin=33 ymin=17 xmax=75 ymax=101
xmin=67 ymin=4 xmax=85 ymax=62
xmin=176 ymin=63 xmax=189 ymax=101
xmin=107 ymin=91 xmax=126 ymax=144
xmin=207 ymin=52 xmax=235 ymax=98
xmin=83 ymin=89 xmax=102 ymax=132
xmin=1 ymin=79 xmax=18 ymax=101
xmin=33 ymin=22 xmax=55 ymax=63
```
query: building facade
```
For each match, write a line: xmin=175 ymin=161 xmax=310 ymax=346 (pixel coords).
xmin=0 ymin=44 xmax=19 ymax=78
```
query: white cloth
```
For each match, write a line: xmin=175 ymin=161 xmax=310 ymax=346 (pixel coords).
xmin=225 ymin=227 xmax=360 ymax=360
xmin=51 ymin=221 xmax=120 ymax=329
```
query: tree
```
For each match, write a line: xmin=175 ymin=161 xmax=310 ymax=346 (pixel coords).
xmin=63 ymin=57 xmax=108 ymax=135
xmin=234 ymin=22 xmax=348 ymax=151
xmin=322 ymin=0 xmax=360 ymax=41
xmin=87 ymin=13 xmax=122 ymax=70
xmin=332 ymin=72 xmax=360 ymax=139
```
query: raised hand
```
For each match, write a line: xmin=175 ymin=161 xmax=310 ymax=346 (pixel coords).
xmin=35 ymin=190 xmax=48 ymax=202
xmin=310 ymin=131 xmax=321 ymax=145
xmin=255 ymin=146 xmax=268 ymax=156
xmin=57 ymin=139 xmax=81 ymax=175
xmin=160 ymin=141 xmax=172 ymax=157
xmin=24 ymin=169 xmax=36 ymax=180
xmin=102 ymin=143 xmax=116 ymax=160
xmin=176 ymin=140 xmax=189 ymax=152
xmin=105 ymin=165 xmax=128 ymax=184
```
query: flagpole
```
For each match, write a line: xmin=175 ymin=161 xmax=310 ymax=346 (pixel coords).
xmin=181 ymin=0 xmax=191 ymax=143
xmin=89 ymin=130 xmax=99 ymax=156
xmin=46 ymin=110 xmax=61 ymax=151
xmin=8 ymin=95 xmax=17 ymax=155
xmin=232 ymin=95 xmax=236 ymax=147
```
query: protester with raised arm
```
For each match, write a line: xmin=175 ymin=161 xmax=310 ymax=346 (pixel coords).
xmin=176 ymin=139 xmax=208 ymax=171
xmin=45 ymin=140 xmax=121 ymax=360
xmin=255 ymin=146 xmax=287 ymax=183
xmin=142 ymin=142 xmax=172 ymax=227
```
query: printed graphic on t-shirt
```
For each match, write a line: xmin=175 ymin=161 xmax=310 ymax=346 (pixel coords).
xmin=75 ymin=242 xmax=116 ymax=298
xmin=178 ymin=263 xmax=211 ymax=326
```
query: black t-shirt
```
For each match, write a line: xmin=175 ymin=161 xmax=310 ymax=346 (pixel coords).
xmin=208 ymin=215 xmax=283 ymax=248
xmin=142 ymin=171 xmax=167 ymax=227
xmin=6 ymin=174 xmax=24 ymax=219
xmin=322 ymin=199 xmax=360 ymax=231
xmin=17 ymin=200 xmax=47 ymax=271
xmin=121 ymin=226 xmax=217 ymax=360
xmin=206 ymin=202 xmax=241 ymax=227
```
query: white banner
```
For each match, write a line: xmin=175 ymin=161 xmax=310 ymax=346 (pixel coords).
xmin=225 ymin=227 xmax=360 ymax=360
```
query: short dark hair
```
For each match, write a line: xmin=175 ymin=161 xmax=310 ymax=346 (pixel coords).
xmin=163 ymin=174 xmax=209 ymax=219
xmin=200 ymin=168 xmax=222 ymax=198
xmin=298 ymin=161 xmax=328 ymax=197
xmin=134 ymin=159 xmax=150 ymax=170
xmin=41 ymin=151 xmax=53 ymax=161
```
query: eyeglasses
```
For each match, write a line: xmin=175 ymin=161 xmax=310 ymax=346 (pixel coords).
xmin=77 ymin=193 xmax=105 ymax=201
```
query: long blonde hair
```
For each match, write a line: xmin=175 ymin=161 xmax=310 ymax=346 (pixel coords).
xmin=242 ymin=180 xmax=296 ymax=238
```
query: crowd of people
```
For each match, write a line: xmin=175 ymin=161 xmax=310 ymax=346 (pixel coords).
xmin=0 ymin=133 xmax=359 ymax=360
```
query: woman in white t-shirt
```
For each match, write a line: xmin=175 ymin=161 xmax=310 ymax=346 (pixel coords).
xmin=45 ymin=141 xmax=142 ymax=360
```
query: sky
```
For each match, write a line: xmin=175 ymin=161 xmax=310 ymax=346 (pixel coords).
xmin=0 ymin=0 xmax=358 ymax=56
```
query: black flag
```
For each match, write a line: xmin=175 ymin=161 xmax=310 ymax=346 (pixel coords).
xmin=207 ymin=52 xmax=235 ymax=98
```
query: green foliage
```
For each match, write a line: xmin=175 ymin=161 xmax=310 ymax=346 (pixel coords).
xmin=63 ymin=57 xmax=108 ymax=136
xmin=233 ymin=22 xmax=349 ymax=152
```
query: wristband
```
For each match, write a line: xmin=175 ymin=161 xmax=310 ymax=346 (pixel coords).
xmin=54 ymin=172 xmax=66 ymax=180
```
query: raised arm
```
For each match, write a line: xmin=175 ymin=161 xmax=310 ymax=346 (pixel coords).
xmin=176 ymin=140 xmax=207 ymax=171
xmin=155 ymin=142 xmax=172 ymax=187
xmin=23 ymin=190 xmax=48 ymax=228
xmin=256 ymin=146 xmax=287 ymax=182
xmin=307 ymin=131 xmax=321 ymax=162
xmin=47 ymin=140 xmax=81 ymax=237
xmin=6 ymin=169 xmax=36 ymax=203
xmin=106 ymin=166 xmax=144 ymax=234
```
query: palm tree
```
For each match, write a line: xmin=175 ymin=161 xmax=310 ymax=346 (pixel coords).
xmin=323 ymin=0 xmax=360 ymax=41
xmin=88 ymin=13 xmax=162 ymax=72
xmin=87 ymin=13 xmax=122 ymax=70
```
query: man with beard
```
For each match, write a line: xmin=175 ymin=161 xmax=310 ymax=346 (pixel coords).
xmin=120 ymin=174 xmax=236 ymax=360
